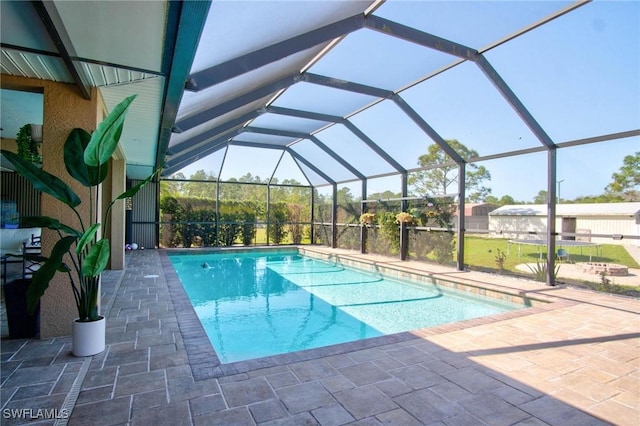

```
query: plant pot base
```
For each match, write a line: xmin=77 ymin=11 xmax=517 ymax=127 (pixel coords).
xmin=72 ymin=317 xmax=105 ymax=356
xmin=4 ymin=279 xmax=40 ymax=339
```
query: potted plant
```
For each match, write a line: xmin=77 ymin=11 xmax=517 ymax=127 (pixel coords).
xmin=16 ymin=124 xmax=42 ymax=165
xmin=359 ymin=212 xmax=375 ymax=225
xmin=1 ymin=95 xmax=157 ymax=356
xmin=395 ymin=212 xmax=413 ymax=224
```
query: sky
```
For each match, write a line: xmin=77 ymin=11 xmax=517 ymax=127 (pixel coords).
xmin=174 ymin=0 xmax=640 ymax=203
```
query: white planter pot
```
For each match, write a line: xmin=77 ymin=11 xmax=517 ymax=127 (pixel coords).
xmin=30 ymin=124 xmax=43 ymax=142
xmin=72 ymin=316 xmax=106 ymax=356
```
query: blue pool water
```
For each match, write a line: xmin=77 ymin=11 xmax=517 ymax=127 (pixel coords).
xmin=169 ymin=251 xmax=521 ymax=363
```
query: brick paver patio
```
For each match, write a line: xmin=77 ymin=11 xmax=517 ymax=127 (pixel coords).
xmin=1 ymin=248 xmax=638 ymax=425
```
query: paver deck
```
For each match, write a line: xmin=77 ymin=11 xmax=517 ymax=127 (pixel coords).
xmin=1 ymin=248 xmax=638 ymax=425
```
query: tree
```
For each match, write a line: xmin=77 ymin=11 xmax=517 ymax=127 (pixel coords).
xmin=367 ymin=190 xmax=401 ymax=201
xmin=183 ymin=169 xmax=216 ymax=199
xmin=572 ymin=193 xmax=624 ymax=204
xmin=409 ymin=140 xmax=491 ymax=202
xmin=336 ymin=187 xmax=355 ymax=205
xmin=160 ymin=172 xmax=185 ymax=198
xmin=485 ymin=194 xmax=518 ymax=205
xmin=484 ymin=195 xmax=499 ymax=205
xmin=222 ymin=173 xmax=267 ymax=204
xmin=499 ymin=195 xmax=516 ymax=205
xmin=605 ymin=151 xmax=639 ymax=201
xmin=533 ymin=190 xmax=547 ymax=204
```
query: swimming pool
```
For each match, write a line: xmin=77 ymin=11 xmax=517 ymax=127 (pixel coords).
xmin=169 ymin=250 xmax=523 ymax=363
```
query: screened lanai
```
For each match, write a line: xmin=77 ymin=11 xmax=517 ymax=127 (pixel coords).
xmin=2 ymin=0 xmax=639 ymax=287
xmin=157 ymin=0 xmax=639 ymax=286
xmin=2 ymin=3 xmax=640 ymax=423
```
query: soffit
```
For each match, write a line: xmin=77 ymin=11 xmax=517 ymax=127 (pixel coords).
xmin=0 ymin=0 xmax=182 ymax=180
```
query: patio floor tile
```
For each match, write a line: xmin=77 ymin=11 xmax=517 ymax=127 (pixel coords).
xmin=220 ymin=377 xmax=277 ymax=408
xmin=1 ymin=248 xmax=638 ymax=426
xmin=334 ymin=385 xmax=398 ymax=420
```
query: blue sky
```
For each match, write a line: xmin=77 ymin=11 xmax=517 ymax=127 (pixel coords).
xmin=176 ymin=0 xmax=639 ymax=203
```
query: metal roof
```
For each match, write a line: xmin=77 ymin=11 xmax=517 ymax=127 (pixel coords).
xmin=489 ymin=203 xmax=640 ymax=217
xmin=1 ymin=0 xmax=208 ymax=179
xmin=2 ymin=0 xmax=639 ymax=188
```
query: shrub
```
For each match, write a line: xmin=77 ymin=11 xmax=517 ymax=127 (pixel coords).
xmin=269 ymin=204 xmax=288 ymax=244
xmin=526 ymin=260 xmax=560 ymax=284
xmin=494 ymin=248 xmax=507 ymax=271
xmin=240 ymin=212 xmax=256 ymax=246
xmin=218 ymin=212 xmax=241 ymax=246
xmin=287 ymin=204 xmax=303 ymax=244
xmin=378 ymin=212 xmax=400 ymax=254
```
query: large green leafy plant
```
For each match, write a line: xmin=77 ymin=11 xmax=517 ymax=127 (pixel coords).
xmin=1 ymin=95 xmax=156 ymax=321
xmin=16 ymin=124 xmax=42 ymax=164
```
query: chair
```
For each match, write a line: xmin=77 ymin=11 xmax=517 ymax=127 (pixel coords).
xmin=22 ymin=234 xmax=42 ymax=279
xmin=557 ymin=248 xmax=571 ymax=263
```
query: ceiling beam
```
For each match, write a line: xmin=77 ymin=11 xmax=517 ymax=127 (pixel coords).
xmin=174 ymin=73 xmax=302 ymax=132
xmin=155 ymin=0 xmax=212 ymax=171
xmin=364 ymin=15 xmax=478 ymax=61
xmin=392 ymin=95 xmax=465 ymax=164
xmin=160 ymin=1 xmax=182 ymax=76
xmin=167 ymin=110 xmax=261 ymax=155
xmin=229 ymin=141 xmax=286 ymax=150
xmin=163 ymin=142 xmax=224 ymax=177
xmin=165 ymin=127 xmax=242 ymax=169
xmin=163 ymin=140 xmax=227 ymax=177
xmin=286 ymin=147 xmax=335 ymax=185
xmin=185 ymin=14 xmax=365 ymax=91
xmin=475 ymin=55 xmax=556 ymax=149
xmin=265 ymin=106 xmax=344 ymax=123
xmin=244 ymin=127 xmax=366 ymax=180
xmin=303 ymin=73 xmax=393 ymax=99
xmin=343 ymin=120 xmax=406 ymax=173
xmin=244 ymin=126 xmax=306 ymax=139
xmin=31 ymin=1 xmax=91 ymax=99
xmin=309 ymin=135 xmax=365 ymax=180
xmin=263 ymin=106 xmax=406 ymax=174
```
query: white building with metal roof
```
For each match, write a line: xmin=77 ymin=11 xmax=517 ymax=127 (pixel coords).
xmin=488 ymin=203 xmax=640 ymax=246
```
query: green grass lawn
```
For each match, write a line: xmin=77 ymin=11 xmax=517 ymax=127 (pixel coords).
xmin=462 ymin=236 xmax=639 ymax=271
xmin=252 ymin=229 xmax=639 ymax=272
xmin=244 ymin=227 xmax=311 ymax=245
xmin=462 ymin=236 xmax=640 ymax=295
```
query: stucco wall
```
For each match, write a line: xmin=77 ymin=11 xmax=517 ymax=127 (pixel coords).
xmin=2 ymin=75 xmax=100 ymax=337
xmin=0 ymin=137 xmax=18 ymax=152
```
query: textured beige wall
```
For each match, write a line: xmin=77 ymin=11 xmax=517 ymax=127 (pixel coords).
xmin=111 ymin=159 xmax=126 ymax=269
xmin=0 ymin=138 xmax=18 ymax=152
xmin=104 ymin=157 xmax=126 ymax=269
xmin=2 ymin=75 xmax=102 ymax=337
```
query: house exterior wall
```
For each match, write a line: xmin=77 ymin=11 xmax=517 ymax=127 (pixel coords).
xmin=2 ymin=75 xmax=102 ymax=337
xmin=103 ymin=157 xmax=126 ymax=269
